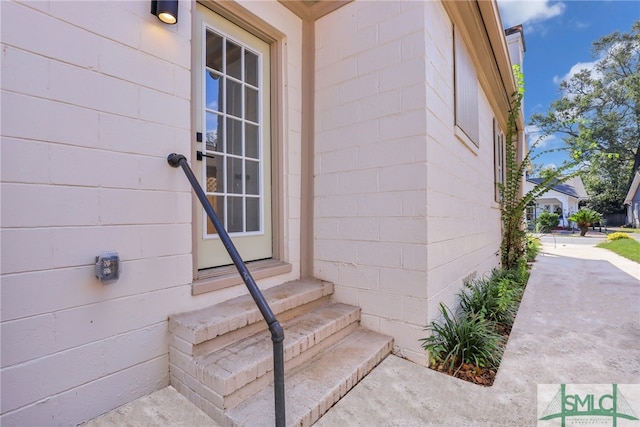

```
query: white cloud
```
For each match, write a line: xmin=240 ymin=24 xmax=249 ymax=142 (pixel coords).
xmin=551 ymin=38 xmax=637 ymax=88
xmin=497 ymin=0 xmax=566 ymax=28
xmin=533 ymin=133 xmax=559 ymax=149
xmin=551 ymin=42 xmax=627 ymax=87
xmin=526 ymin=125 xmax=542 ymax=134
xmin=572 ymin=20 xmax=589 ymax=30
xmin=526 ymin=125 xmax=562 ymax=149
xmin=552 ymin=60 xmax=598 ymax=85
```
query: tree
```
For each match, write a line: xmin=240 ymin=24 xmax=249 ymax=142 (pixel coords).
xmin=569 ymin=209 xmax=602 ymax=237
xmin=580 ymin=155 xmax=630 ymax=214
xmin=538 ymin=165 xmax=558 ymax=182
xmin=530 ymin=21 xmax=640 ymax=214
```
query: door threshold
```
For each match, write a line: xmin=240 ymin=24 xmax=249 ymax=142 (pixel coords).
xmin=193 ymin=259 xmax=292 ymax=295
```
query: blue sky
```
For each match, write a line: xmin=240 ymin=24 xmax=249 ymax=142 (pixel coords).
xmin=496 ymin=0 xmax=639 ymax=172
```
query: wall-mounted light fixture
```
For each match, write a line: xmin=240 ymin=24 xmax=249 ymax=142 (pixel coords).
xmin=151 ymin=0 xmax=178 ymax=25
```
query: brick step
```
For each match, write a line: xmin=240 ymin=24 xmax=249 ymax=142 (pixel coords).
xmin=170 ymin=279 xmax=334 ymax=356
xmin=168 ymin=279 xmax=394 ymax=427
xmin=195 ymin=302 xmax=361 ymax=408
xmin=225 ymin=327 xmax=394 ymax=427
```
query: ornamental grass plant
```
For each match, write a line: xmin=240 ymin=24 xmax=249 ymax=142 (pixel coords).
xmin=420 ymin=303 xmax=504 ymax=374
xmin=421 ymin=264 xmax=529 ymax=386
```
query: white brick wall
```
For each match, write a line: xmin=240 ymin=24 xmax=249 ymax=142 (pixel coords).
xmin=314 ymin=0 xmax=501 ymax=365
xmin=0 ymin=0 xmax=303 ymax=424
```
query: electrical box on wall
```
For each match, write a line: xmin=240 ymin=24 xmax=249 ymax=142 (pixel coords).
xmin=95 ymin=251 xmax=121 ymax=284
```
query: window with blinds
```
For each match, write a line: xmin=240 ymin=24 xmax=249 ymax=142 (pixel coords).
xmin=454 ymin=27 xmax=479 ymax=147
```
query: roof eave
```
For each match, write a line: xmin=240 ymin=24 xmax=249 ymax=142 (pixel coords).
xmin=526 ymin=179 xmax=588 ymax=200
xmin=623 ymin=171 xmax=640 ymax=205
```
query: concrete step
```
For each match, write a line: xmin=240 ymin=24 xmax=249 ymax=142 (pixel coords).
xmin=226 ymin=327 xmax=394 ymax=427
xmin=195 ymin=302 xmax=361 ymax=408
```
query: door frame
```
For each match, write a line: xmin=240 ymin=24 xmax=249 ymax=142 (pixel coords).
xmin=194 ymin=6 xmax=272 ymax=269
xmin=190 ymin=1 xmax=289 ymax=294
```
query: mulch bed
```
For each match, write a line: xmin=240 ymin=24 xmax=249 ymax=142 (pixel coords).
xmin=432 ymin=362 xmax=497 ymax=386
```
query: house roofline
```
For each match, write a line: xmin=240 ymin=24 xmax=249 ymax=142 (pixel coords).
xmin=624 ymin=171 xmax=640 ymax=205
xmin=526 ymin=178 xmax=588 ymax=200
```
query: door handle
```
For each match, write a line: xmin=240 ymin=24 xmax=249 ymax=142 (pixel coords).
xmin=197 ymin=151 xmax=216 ymax=161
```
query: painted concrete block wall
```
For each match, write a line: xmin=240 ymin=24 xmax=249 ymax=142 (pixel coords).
xmin=314 ymin=1 xmax=429 ymax=364
xmin=423 ymin=2 xmax=502 ymax=327
xmin=425 ymin=92 xmax=503 ymax=327
xmin=0 ymin=2 xmax=193 ymax=424
xmin=0 ymin=1 xmax=302 ymax=425
xmin=314 ymin=0 xmax=501 ymax=364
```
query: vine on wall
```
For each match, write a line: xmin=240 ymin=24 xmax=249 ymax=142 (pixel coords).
xmin=500 ymin=65 xmax=578 ymax=269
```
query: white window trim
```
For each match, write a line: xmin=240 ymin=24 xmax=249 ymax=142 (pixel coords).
xmin=493 ymin=118 xmax=505 ymax=203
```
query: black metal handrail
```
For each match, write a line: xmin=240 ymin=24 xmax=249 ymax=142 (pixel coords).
xmin=167 ymin=153 xmax=285 ymax=427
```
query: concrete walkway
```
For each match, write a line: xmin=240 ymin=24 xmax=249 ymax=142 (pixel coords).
xmin=85 ymin=236 xmax=640 ymax=426
xmin=83 ymin=386 xmax=219 ymax=427
xmin=315 ymin=235 xmax=640 ymax=426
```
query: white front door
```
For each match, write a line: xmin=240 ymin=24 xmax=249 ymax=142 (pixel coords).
xmin=195 ymin=5 xmax=272 ymax=270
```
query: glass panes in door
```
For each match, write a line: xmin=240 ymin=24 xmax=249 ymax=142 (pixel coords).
xmin=204 ymin=30 xmax=262 ymax=237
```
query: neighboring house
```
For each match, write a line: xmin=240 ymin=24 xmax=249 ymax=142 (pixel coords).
xmin=0 ymin=1 xmax=526 ymax=425
xmin=525 ymin=176 xmax=589 ymax=228
xmin=624 ymin=171 xmax=640 ymax=228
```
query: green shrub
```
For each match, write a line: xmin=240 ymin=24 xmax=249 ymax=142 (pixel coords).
xmin=526 ymin=234 xmax=541 ymax=262
xmin=459 ymin=270 xmax=522 ymax=327
xmin=536 ymin=211 xmax=560 ymax=232
xmin=607 ymin=232 xmax=632 ymax=241
xmin=421 ymin=304 xmax=503 ymax=372
xmin=458 ymin=278 xmax=494 ymax=320
xmin=495 ymin=263 xmax=529 ymax=287
xmin=421 ymin=265 xmax=529 ymax=380
xmin=495 ymin=277 xmax=518 ymax=313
